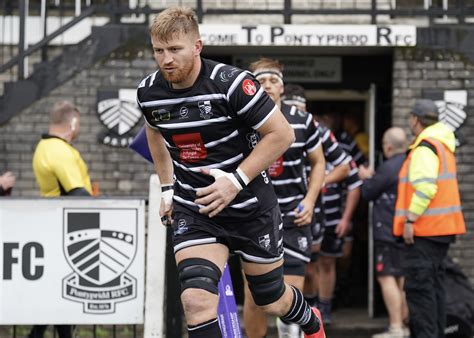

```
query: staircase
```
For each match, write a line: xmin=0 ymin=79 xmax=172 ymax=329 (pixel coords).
xmin=0 ymin=22 xmax=148 ymax=124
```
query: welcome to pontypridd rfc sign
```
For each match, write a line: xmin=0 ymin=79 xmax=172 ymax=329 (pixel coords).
xmin=0 ymin=198 xmax=145 ymax=324
xmin=200 ymin=25 xmax=416 ymax=46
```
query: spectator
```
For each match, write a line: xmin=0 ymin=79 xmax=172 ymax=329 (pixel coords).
xmin=242 ymin=59 xmax=326 ymax=338
xmin=359 ymin=127 xmax=409 ymax=338
xmin=0 ymin=171 xmax=16 ymax=195
xmin=30 ymin=100 xmax=92 ymax=338
xmin=393 ymin=99 xmax=466 ymax=338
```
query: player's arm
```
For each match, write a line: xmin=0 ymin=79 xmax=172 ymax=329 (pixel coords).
xmin=295 ymin=145 xmax=325 ymax=226
xmin=195 ymin=108 xmax=294 ymax=217
xmin=240 ymin=109 xmax=295 ymax=181
xmin=325 ymin=162 xmax=350 ymax=185
xmin=145 ymin=124 xmax=174 ymax=222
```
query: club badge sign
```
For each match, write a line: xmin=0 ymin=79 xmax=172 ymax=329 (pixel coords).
xmin=0 ymin=199 xmax=145 ymax=325
xmin=62 ymin=210 xmax=138 ymax=314
xmin=97 ymin=89 xmax=142 ymax=147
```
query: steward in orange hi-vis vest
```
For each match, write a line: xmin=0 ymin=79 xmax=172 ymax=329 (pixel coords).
xmin=393 ymin=132 xmax=466 ymax=237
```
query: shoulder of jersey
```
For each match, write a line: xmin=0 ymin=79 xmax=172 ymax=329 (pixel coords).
xmin=137 ymin=69 xmax=160 ymax=96
xmin=208 ymin=61 xmax=250 ymax=90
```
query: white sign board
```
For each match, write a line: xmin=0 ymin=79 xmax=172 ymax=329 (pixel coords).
xmin=0 ymin=198 xmax=145 ymax=324
xmin=234 ymin=56 xmax=342 ymax=83
xmin=201 ymin=24 xmax=416 ymax=46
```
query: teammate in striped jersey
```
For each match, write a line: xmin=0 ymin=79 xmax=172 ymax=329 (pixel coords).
xmin=137 ymin=7 xmax=324 ymax=338
xmin=242 ymin=59 xmax=326 ymax=338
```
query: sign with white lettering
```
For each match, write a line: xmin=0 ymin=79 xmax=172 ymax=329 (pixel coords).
xmin=234 ymin=56 xmax=342 ymax=83
xmin=0 ymin=198 xmax=145 ymax=324
xmin=201 ymin=25 xmax=416 ymax=46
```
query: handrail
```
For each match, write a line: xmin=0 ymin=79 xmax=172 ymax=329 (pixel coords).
xmin=0 ymin=5 xmax=96 ymax=76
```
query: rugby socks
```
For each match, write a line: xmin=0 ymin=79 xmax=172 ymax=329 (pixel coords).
xmin=188 ymin=318 xmax=221 ymax=338
xmin=280 ymin=285 xmax=321 ymax=335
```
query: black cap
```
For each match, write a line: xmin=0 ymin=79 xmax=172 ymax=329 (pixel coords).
xmin=411 ymin=99 xmax=439 ymax=120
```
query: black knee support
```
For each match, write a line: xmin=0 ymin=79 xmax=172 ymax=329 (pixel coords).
xmin=177 ymin=258 xmax=222 ymax=295
xmin=245 ymin=265 xmax=286 ymax=306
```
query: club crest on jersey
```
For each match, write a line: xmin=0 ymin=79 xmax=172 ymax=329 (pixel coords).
xmin=242 ymin=79 xmax=257 ymax=96
xmin=258 ymin=234 xmax=271 ymax=250
xmin=97 ymin=89 xmax=141 ymax=147
xmin=198 ymin=100 xmax=213 ymax=119
xmin=62 ymin=210 xmax=138 ymax=314
xmin=246 ymin=132 xmax=260 ymax=149
xmin=298 ymin=237 xmax=308 ymax=251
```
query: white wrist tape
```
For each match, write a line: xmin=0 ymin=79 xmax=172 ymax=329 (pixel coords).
xmin=209 ymin=168 xmax=243 ymax=191
xmin=160 ymin=184 xmax=174 ymax=208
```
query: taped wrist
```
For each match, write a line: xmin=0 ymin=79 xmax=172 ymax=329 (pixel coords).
xmin=160 ymin=183 xmax=174 ymax=207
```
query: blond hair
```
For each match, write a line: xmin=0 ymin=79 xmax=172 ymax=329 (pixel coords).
xmin=249 ymin=58 xmax=284 ymax=73
xmin=50 ymin=101 xmax=79 ymax=125
xmin=149 ymin=6 xmax=200 ymax=42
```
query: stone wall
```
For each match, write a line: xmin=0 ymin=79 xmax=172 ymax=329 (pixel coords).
xmin=0 ymin=47 xmax=157 ymax=197
xmin=392 ymin=47 xmax=474 ymax=284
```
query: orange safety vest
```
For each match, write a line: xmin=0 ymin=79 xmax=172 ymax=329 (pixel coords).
xmin=393 ymin=137 xmax=466 ymax=237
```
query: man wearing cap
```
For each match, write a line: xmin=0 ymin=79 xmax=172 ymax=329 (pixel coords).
xmin=393 ymin=99 xmax=466 ymax=338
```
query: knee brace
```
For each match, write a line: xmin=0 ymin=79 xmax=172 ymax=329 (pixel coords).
xmin=177 ymin=258 xmax=222 ymax=295
xmin=245 ymin=265 xmax=286 ymax=306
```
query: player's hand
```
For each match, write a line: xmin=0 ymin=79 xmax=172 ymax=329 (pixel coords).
xmin=358 ymin=165 xmax=374 ymax=180
xmin=294 ymin=198 xmax=315 ymax=226
xmin=0 ymin=171 xmax=15 ymax=190
xmin=160 ymin=186 xmax=174 ymax=226
xmin=335 ymin=218 xmax=351 ymax=238
xmin=195 ymin=168 xmax=241 ymax=218
xmin=403 ymin=221 xmax=415 ymax=245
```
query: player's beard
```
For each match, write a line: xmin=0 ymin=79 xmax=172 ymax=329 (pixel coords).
xmin=162 ymin=60 xmax=195 ymax=85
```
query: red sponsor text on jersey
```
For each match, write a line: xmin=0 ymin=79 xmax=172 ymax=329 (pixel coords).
xmin=172 ymin=133 xmax=207 ymax=163
xmin=268 ymin=156 xmax=284 ymax=177
xmin=242 ymin=79 xmax=257 ymax=96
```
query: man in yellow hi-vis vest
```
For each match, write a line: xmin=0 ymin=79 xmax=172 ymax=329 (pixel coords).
xmin=394 ymin=99 xmax=466 ymax=338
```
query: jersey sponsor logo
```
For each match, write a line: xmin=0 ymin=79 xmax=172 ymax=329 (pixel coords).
xmin=268 ymin=156 xmax=284 ymax=177
xmin=219 ymin=68 xmax=239 ymax=82
xmin=152 ymin=108 xmax=170 ymax=122
xmin=258 ymin=234 xmax=271 ymax=250
xmin=174 ymin=219 xmax=188 ymax=235
xmin=97 ymin=89 xmax=141 ymax=147
xmin=180 ymin=107 xmax=189 ymax=119
xmin=198 ymin=100 xmax=213 ymax=119
xmin=173 ymin=133 xmax=207 ymax=163
xmin=242 ymin=79 xmax=257 ymax=96
xmin=62 ymin=209 xmax=138 ymax=314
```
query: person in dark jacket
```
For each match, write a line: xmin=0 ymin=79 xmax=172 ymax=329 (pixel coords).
xmin=359 ymin=127 xmax=409 ymax=338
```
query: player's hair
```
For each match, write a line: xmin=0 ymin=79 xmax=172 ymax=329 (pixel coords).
xmin=149 ymin=6 xmax=200 ymax=42
xmin=284 ymin=83 xmax=306 ymax=100
xmin=50 ymin=101 xmax=79 ymax=125
xmin=248 ymin=57 xmax=284 ymax=73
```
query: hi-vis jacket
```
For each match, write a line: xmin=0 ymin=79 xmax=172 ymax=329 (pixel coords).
xmin=393 ymin=122 xmax=466 ymax=237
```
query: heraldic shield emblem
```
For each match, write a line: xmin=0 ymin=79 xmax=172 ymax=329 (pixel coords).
xmin=62 ymin=210 xmax=138 ymax=314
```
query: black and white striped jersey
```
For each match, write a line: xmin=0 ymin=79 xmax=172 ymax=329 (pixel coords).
xmin=337 ymin=131 xmax=366 ymax=167
xmin=268 ymin=103 xmax=321 ymax=218
xmin=136 ymin=58 xmax=278 ymax=220
xmin=323 ymin=130 xmax=362 ymax=226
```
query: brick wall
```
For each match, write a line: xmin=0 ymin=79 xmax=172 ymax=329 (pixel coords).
xmin=392 ymin=47 xmax=474 ymax=284
xmin=0 ymin=48 xmax=157 ymax=197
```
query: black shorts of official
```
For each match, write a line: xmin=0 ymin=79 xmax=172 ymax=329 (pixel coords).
xmin=281 ymin=215 xmax=312 ymax=276
xmin=319 ymin=225 xmax=345 ymax=257
xmin=171 ymin=204 xmax=284 ymax=264
xmin=374 ymin=240 xmax=404 ymax=278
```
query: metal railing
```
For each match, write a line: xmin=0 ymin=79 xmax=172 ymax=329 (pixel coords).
xmin=1 ymin=0 xmax=474 ymax=83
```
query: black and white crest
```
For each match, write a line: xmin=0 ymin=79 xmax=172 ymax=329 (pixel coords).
xmin=63 ymin=211 xmax=137 ymax=285
xmin=198 ymin=100 xmax=213 ymax=119
xmin=424 ymin=90 xmax=468 ymax=132
xmin=62 ymin=209 xmax=138 ymax=314
xmin=97 ymin=89 xmax=141 ymax=147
